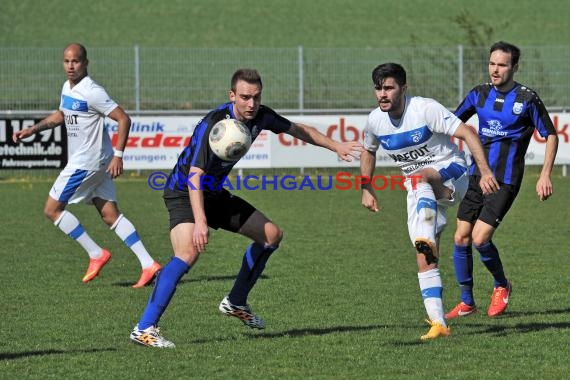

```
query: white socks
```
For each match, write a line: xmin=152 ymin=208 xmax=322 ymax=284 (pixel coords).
xmin=54 ymin=210 xmax=103 ymax=259
xmin=418 ymin=268 xmax=446 ymax=326
xmin=111 ymin=214 xmax=154 ymax=268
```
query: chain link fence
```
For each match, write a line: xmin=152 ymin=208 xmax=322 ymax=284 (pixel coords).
xmin=1 ymin=45 xmax=570 ymax=114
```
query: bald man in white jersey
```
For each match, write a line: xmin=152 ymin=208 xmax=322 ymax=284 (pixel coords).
xmin=13 ymin=43 xmax=161 ymax=288
xmin=360 ymin=63 xmax=499 ymax=340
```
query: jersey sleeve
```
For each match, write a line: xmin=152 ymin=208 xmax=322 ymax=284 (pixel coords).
xmin=362 ymin=114 xmax=379 ymax=152
xmin=528 ymin=93 xmax=556 ymax=138
xmin=88 ymin=83 xmax=119 ymax=116
xmin=189 ymin=117 xmax=214 ymax=170
xmin=424 ymin=99 xmax=462 ymax=136
xmin=260 ymin=106 xmax=293 ymax=133
xmin=454 ymin=88 xmax=478 ymax=122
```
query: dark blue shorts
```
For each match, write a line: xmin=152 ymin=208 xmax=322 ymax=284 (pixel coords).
xmin=456 ymin=175 xmax=520 ymax=228
xmin=163 ymin=188 xmax=256 ymax=232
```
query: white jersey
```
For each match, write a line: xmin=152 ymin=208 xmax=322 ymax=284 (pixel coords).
xmin=363 ymin=96 xmax=466 ymax=175
xmin=59 ymin=76 xmax=118 ymax=170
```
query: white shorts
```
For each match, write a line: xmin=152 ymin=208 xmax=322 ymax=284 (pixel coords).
xmin=49 ymin=166 xmax=117 ymax=205
xmin=404 ymin=164 xmax=468 ymax=245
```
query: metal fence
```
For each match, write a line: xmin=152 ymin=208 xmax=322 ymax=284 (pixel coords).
xmin=2 ymin=45 xmax=570 ymax=114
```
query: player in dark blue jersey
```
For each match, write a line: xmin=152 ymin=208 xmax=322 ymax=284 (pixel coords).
xmin=129 ymin=68 xmax=363 ymax=348
xmin=446 ymin=42 xmax=559 ymax=319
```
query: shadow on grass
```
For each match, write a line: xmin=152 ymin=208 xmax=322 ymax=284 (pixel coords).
xmin=505 ymin=307 xmax=570 ymax=317
xmin=112 ymin=274 xmax=269 ymax=287
xmin=190 ymin=324 xmax=389 ymax=344
xmin=465 ymin=321 xmax=570 ymax=336
xmin=249 ymin=324 xmax=389 ymax=339
xmin=0 ymin=347 xmax=117 ymax=361
xmin=447 ymin=307 xmax=570 ymax=336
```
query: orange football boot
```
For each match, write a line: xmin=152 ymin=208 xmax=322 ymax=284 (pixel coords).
xmin=445 ymin=302 xmax=478 ymax=319
xmin=132 ymin=261 xmax=162 ymax=288
xmin=82 ymin=249 xmax=112 ymax=283
xmin=488 ymin=281 xmax=512 ymax=317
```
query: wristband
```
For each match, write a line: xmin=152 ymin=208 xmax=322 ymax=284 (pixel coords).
xmin=114 ymin=150 xmax=124 ymax=158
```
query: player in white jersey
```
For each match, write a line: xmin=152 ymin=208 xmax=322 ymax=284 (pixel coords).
xmin=360 ymin=63 xmax=499 ymax=340
xmin=13 ymin=43 xmax=161 ymax=288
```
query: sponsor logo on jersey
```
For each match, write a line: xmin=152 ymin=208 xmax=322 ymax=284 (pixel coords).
xmin=481 ymin=120 xmax=508 ymax=137
xmin=387 ymin=144 xmax=431 ymax=162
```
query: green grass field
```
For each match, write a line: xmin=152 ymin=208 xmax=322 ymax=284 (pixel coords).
xmin=2 ymin=0 xmax=569 ymax=47
xmin=1 ymin=168 xmax=569 ymax=379
xmin=2 ymin=1 xmax=570 ymax=378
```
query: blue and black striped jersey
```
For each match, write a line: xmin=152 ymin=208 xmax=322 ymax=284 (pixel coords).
xmin=454 ymin=82 xmax=556 ymax=186
xmin=166 ymin=102 xmax=291 ymax=194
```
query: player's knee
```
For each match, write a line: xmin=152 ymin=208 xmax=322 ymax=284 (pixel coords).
xmin=266 ymin=223 xmax=283 ymax=247
xmin=101 ymin=214 xmax=116 ymax=227
xmin=43 ymin=205 xmax=60 ymax=222
xmin=471 ymin=236 xmax=490 ymax=248
xmin=471 ymin=230 xmax=491 ymax=247
xmin=43 ymin=207 xmax=55 ymax=221
xmin=100 ymin=209 xmax=121 ymax=227
xmin=454 ymin=231 xmax=471 ymax=246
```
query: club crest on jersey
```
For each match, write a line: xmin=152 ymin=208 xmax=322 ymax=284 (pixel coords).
xmin=512 ymin=102 xmax=523 ymax=115
xmin=411 ymin=131 xmax=422 ymax=143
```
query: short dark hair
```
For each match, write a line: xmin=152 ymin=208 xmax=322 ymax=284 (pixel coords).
xmin=371 ymin=63 xmax=407 ymax=87
xmin=63 ymin=43 xmax=88 ymax=61
xmin=490 ymin=41 xmax=521 ymax=66
xmin=231 ymin=68 xmax=263 ymax=91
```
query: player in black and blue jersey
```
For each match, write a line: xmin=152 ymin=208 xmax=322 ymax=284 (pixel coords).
xmin=446 ymin=42 xmax=559 ymax=319
xmin=129 ymin=68 xmax=362 ymax=348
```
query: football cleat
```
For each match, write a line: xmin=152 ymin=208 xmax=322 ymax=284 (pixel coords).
xmin=130 ymin=325 xmax=175 ymax=348
xmin=420 ymin=319 xmax=451 ymax=340
xmin=219 ymin=296 xmax=265 ymax=329
xmin=488 ymin=281 xmax=512 ymax=317
xmin=445 ymin=302 xmax=478 ymax=319
xmin=82 ymin=249 xmax=111 ymax=283
xmin=414 ymin=238 xmax=438 ymax=264
xmin=132 ymin=261 xmax=162 ymax=288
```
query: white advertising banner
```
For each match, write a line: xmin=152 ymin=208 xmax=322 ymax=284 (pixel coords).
xmin=106 ymin=112 xmax=570 ymax=170
xmin=104 ymin=117 xmax=272 ymax=169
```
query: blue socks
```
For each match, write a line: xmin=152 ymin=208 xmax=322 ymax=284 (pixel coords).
xmin=475 ymin=241 xmax=507 ymax=288
xmin=138 ymin=257 xmax=190 ymax=330
xmin=228 ymin=243 xmax=277 ymax=305
xmin=137 ymin=242 xmax=278 ymax=329
xmin=453 ymin=244 xmax=475 ymax=306
xmin=453 ymin=241 xmax=507 ymax=307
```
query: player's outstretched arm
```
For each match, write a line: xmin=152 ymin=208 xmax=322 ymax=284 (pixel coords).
xmin=454 ymin=123 xmax=500 ymax=195
xmin=12 ymin=111 xmax=64 ymax=142
xmin=287 ymin=122 xmax=363 ymax=161
xmin=360 ymin=149 xmax=379 ymax=212
xmin=536 ymin=134 xmax=559 ymax=201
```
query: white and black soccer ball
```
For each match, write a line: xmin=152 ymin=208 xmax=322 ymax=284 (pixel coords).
xmin=208 ymin=118 xmax=252 ymax=161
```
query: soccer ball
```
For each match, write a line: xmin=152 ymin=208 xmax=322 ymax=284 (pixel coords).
xmin=208 ymin=118 xmax=252 ymax=161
